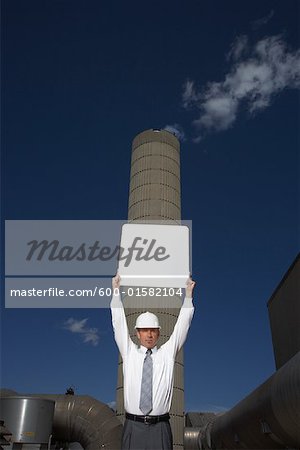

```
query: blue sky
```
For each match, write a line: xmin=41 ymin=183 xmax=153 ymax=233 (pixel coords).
xmin=1 ymin=0 xmax=299 ymax=413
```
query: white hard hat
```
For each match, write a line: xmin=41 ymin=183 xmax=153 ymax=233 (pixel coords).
xmin=134 ymin=312 xmax=161 ymax=329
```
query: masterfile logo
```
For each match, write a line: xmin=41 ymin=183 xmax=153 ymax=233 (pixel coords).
xmin=25 ymin=236 xmax=170 ymax=267
xmin=5 ymin=220 xmax=192 ymax=276
xmin=5 ymin=220 xmax=192 ymax=307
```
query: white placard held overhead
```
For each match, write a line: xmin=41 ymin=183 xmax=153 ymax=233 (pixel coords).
xmin=117 ymin=223 xmax=190 ymax=287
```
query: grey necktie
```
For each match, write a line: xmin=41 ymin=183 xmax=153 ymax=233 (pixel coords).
xmin=139 ymin=349 xmax=153 ymax=415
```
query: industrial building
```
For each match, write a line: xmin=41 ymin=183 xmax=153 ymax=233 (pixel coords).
xmin=1 ymin=131 xmax=299 ymax=449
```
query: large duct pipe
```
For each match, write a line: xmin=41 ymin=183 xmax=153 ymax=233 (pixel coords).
xmin=200 ymin=351 xmax=300 ymax=449
xmin=0 ymin=391 xmax=122 ymax=450
xmin=184 ymin=427 xmax=201 ymax=449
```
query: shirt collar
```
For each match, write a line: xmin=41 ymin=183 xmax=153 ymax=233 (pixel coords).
xmin=139 ymin=345 xmax=158 ymax=354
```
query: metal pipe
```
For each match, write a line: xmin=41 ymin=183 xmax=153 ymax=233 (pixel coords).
xmin=201 ymin=351 xmax=300 ymax=449
xmin=184 ymin=427 xmax=201 ymax=449
xmin=0 ymin=391 xmax=122 ymax=450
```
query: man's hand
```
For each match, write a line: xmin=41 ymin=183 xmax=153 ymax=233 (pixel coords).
xmin=185 ymin=277 xmax=196 ymax=298
xmin=112 ymin=273 xmax=121 ymax=290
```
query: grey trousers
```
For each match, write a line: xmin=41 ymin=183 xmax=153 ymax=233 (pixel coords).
xmin=122 ymin=418 xmax=173 ymax=450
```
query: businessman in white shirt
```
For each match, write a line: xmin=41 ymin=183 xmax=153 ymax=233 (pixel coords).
xmin=111 ymin=273 xmax=195 ymax=450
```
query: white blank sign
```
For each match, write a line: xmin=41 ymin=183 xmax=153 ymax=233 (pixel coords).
xmin=117 ymin=223 xmax=190 ymax=287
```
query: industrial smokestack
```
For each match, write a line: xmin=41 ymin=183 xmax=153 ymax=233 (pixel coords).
xmin=115 ymin=129 xmax=185 ymax=450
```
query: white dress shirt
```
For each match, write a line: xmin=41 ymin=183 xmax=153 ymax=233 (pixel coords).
xmin=110 ymin=294 xmax=194 ymax=416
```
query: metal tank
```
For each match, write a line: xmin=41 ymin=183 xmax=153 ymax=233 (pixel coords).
xmin=116 ymin=129 xmax=186 ymax=450
xmin=0 ymin=396 xmax=54 ymax=444
xmin=0 ymin=391 xmax=123 ymax=450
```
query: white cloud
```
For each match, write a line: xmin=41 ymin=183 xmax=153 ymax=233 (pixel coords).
xmin=187 ymin=403 xmax=229 ymax=413
xmin=182 ymin=79 xmax=199 ymax=109
xmin=252 ymin=10 xmax=274 ymax=29
xmin=193 ymin=94 xmax=238 ymax=131
xmin=64 ymin=317 xmax=88 ymax=333
xmin=63 ymin=318 xmax=100 ymax=346
xmin=183 ymin=35 xmax=300 ymax=141
xmin=164 ymin=123 xmax=186 ymax=141
xmin=226 ymin=35 xmax=249 ymax=62
xmin=207 ymin=404 xmax=229 ymax=413
xmin=107 ymin=400 xmax=116 ymax=410
xmin=82 ymin=328 xmax=99 ymax=346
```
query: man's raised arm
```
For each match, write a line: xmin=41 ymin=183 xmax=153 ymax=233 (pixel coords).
xmin=161 ymin=277 xmax=196 ymax=359
xmin=110 ymin=273 xmax=132 ymax=358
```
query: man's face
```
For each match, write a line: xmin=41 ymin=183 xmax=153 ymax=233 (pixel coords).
xmin=136 ymin=328 xmax=160 ymax=349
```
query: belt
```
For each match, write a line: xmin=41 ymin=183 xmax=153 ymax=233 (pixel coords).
xmin=125 ymin=412 xmax=170 ymax=425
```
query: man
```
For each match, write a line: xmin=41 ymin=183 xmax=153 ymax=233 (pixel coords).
xmin=110 ymin=273 xmax=195 ymax=450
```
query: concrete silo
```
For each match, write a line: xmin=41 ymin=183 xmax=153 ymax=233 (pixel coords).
xmin=115 ymin=129 xmax=186 ymax=450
